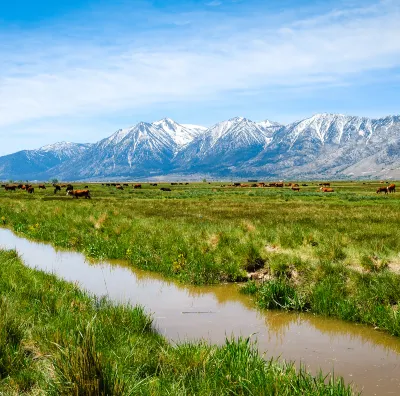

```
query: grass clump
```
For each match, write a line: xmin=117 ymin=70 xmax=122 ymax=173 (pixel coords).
xmin=0 ymin=249 xmax=356 ymax=395
xmin=244 ymin=259 xmax=400 ymax=336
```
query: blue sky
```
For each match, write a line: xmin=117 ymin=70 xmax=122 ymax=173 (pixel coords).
xmin=0 ymin=0 xmax=400 ymax=154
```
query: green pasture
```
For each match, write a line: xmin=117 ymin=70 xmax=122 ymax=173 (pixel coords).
xmin=0 ymin=180 xmax=399 ymax=334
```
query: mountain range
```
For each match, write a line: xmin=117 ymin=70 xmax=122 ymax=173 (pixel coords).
xmin=1 ymin=113 xmax=400 ymax=181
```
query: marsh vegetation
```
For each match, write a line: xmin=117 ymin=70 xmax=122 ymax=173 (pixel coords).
xmin=0 ymin=180 xmax=399 ymax=335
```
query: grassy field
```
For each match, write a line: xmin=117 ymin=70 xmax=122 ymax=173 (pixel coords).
xmin=0 ymin=249 xmax=355 ymax=395
xmin=0 ymin=180 xmax=399 ymax=334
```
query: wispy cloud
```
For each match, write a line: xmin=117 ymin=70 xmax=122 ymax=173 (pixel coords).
xmin=206 ymin=1 xmax=222 ymax=6
xmin=0 ymin=0 xmax=399 ymax=152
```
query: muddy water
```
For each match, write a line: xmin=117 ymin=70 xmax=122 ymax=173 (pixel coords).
xmin=1 ymin=228 xmax=399 ymax=395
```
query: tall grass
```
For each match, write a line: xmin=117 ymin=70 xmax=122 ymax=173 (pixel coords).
xmin=1 ymin=181 xmax=400 ymax=334
xmin=0 ymin=249 xmax=356 ymax=395
xmin=242 ymin=259 xmax=400 ymax=336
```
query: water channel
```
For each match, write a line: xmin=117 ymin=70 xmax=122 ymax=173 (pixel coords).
xmin=0 ymin=228 xmax=399 ymax=395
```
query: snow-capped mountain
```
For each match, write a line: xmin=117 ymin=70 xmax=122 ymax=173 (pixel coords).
xmin=153 ymin=118 xmax=205 ymax=147
xmin=54 ymin=122 xmax=178 ymax=179
xmin=246 ymin=114 xmax=400 ymax=178
xmin=257 ymin=120 xmax=282 ymax=133
xmin=1 ymin=114 xmax=400 ymax=181
xmin=0 ymin=142 xmax=90 ymax=181
xmin=174 ymin=117 xmax=276 ymax=174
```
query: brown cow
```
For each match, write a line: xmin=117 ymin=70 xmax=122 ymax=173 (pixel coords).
xmin=27 ymin=187 xmax=34 ymax=194
xmin=387 ymin=184 xmax=396 ymax=193
xmin=4 ymin=185 xmax=16 ymax=191
xmin=257 ymin=183 xmax=265 ymax=187
xmin=376 ymin=186 xmax=388 ymax=194
xmin=275 ymin=182 xmax=284 ymax=187
xmin=320 ymin=187 xmax=334 ymax=192
xmin=134 ymin=184 xmax=142 ymax=189
xmin=38 ymin=184 xmax=46 ymax=189
xmin=116 ymin=185 xmax=124 ymax=190
xmin=67 ymin=189 xmax=91 ymax=199
xmin=291 ymin=186 xmax=300 ymax=192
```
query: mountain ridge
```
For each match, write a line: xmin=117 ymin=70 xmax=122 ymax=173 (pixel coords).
xmin=1 ymin=113 xmax=400 ymax=181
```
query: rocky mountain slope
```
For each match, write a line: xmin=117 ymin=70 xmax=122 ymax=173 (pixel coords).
xmin=1 ymin=114 xmax=399 ymax=181
xmin=0 ymin=142 xmax=90 ymax=181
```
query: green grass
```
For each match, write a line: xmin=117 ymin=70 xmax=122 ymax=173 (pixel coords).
xmin=1 ymin=180 xmax=400 ymax=335
xmin=0 ymin=249 xmax=355 ymax=395
xmin=242 ymin=261 xmax=400 ymax=336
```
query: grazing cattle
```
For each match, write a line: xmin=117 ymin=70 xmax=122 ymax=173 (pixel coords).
xmin=61 ymin=184 xmax=67 ymax=188
xmin=286 ymin=183 xmax=292 ymax=187
xmin=240 ymin=184 xmax=249 ymax=187
xmin=116 ymin=185 xmax=124 ymax=190
xmin=233 ymin=183 xmax=241 ymax=187
xmin=67 ymin=189 xmax=91 ymax=199
xmin=53 ymin=185 xmax=61 ymax=194
xmin=66 ymin=184 xmax=74 ymax=192
xmin=38 ymin=184 xmax=46 ymax=189
xmin=160 ymin=187 xmax=171 ymax=191
xmin=320 ymin=187 xmax=334 ymax=192
xmin=171 ymin=182 xmax=178 ymax=185
xmin=123 ymin=183 xmax=129 ymax=187
xmin=291 ymin=186 xmax=300 ymax=192
xmin=387 ymin=184 xmax=396 ymax=193
xmin=134 ymin=184 xmax=142 ymax=189
xmin=292 ymin=183 xmax=299 ymax=187
xmin=376 ymin=186 xmax=388 ymax=194
xmin=111 ymin=183 xmax=116 ymax=186
xmin=319 ymin=182 xmax=331 ymax=187
xmin=257 ymin=183 xmax=265 ymax=187
xmin=4 ymin=185 xmax=16 ymax=191
xmin=21 ymin=185 xmax=27 ymax=190
xmin=275 ymin=182 xmax=284 ymax=187
xmin=150 ymin=183 xmax=158 ymax=186
xmin=27 ymin=187 xmax=34 ymax=194
xmin=185 ymin=183 xmax=189 ymax=185
xmin=301 ymin=184 xmax=308 ymax=186
xmin=106 ymin=183 xmax=110 ymax=186
xmin=84 ymin=185 xmax=89 ymax=189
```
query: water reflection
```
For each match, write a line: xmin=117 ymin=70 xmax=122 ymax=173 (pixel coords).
xmin=1 ymin=228 xmax=399 ymax=395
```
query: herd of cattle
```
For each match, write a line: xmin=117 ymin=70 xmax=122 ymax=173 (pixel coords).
xmin=0 ymin=181 xmax=396 ymax=198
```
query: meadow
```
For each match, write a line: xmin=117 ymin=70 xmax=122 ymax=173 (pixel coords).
xmin=0 ymin=249 xmax=355 ymax=394
xmin=0 ymin=180 xmax=400 ymax=334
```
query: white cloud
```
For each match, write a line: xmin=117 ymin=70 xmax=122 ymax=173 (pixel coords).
xmin=0 ymin=1 xmax=399 ymax=132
